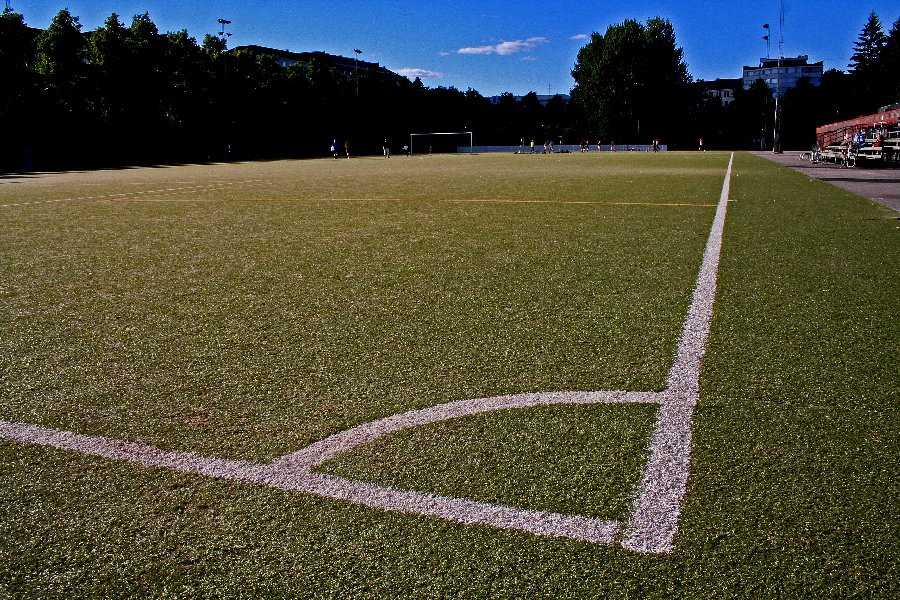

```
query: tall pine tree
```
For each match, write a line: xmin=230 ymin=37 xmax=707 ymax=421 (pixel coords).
xmin=882 ymin=17 xmax=900 ymax=105
xmin=848 ymin=11 xmax=887 ymax=108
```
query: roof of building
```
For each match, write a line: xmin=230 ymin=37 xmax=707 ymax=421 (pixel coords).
xmin=743 ymin=55 xmax=824 ymax=70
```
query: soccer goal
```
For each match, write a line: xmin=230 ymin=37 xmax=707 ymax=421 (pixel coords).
xmin=409 ymin=131 xmax=474 ymax=155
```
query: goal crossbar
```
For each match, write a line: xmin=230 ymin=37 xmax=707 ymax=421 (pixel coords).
xmin=409 ymin=131 xmax=474 ymax=155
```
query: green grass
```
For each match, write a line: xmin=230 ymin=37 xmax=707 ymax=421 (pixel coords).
xmin=0 ymin=153 xmax=722 ymax=461
xmin=1 ymin=152 xmax=898 ymax=597
xmin=318 ymin=403 xmax=660 ymax=521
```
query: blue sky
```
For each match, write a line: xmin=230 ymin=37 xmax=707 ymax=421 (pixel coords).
xmin=13 ymin=1 xmax=900 ymax=96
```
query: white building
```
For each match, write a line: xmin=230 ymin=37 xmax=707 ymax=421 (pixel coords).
xmin=742 ymin=55 xmax=823 ymax=95
xmin=699 ymin=78 xmax=742 ymax=105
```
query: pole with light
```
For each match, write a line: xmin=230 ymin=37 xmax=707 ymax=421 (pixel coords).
xmin=772 ymin=0 xmax=784 ymax=154
xmin=218 ymin=18 xmax=232 ymax=159
xmin=354 ymin=49 xmax=362 ymax=95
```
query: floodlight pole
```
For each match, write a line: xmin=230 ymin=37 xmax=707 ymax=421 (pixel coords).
xmin=772 ymin=1 xmax=784 ymax=154
xmin=218 ymin=18 xmax=232 ymax=77
xmin=354 ymin=49 xmax=362 ymax=95
xmin=218 ymin=18 xmax=232 ymax=160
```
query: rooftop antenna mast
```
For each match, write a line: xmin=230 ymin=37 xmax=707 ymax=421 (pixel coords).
xmin=763 ymin=23 xmax=770 ymax=59
xmin=778 ymin=0 xmax=785 ymax=60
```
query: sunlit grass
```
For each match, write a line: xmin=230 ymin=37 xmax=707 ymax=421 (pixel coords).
xmin=1 ymin=152 xmax=897 ymax=597
xmin=0 ymin=153 xmax=721 ymax=461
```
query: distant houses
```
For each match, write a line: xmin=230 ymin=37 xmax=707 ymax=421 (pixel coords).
xmin=698 ymin=78 xmax=743 ymax=105
xmin=487 ymin=94 xmax=571 ymax=107
xmin=230 ymin=45 xmax=397 ymax=80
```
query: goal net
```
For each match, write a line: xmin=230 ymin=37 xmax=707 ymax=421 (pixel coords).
xmin=409 ymin=132 xmax=474 ymax=155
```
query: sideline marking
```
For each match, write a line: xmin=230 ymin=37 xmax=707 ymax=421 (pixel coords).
xmin=0 ymin=154 xmax=734 ymax=553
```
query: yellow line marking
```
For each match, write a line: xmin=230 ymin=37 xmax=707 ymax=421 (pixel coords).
xmin=448 ymin=199 xmax=717 ymax=207
xmin=3 ymin=187 xmax=715 ymax=209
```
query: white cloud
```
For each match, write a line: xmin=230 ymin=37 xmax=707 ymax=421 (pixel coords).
xmin=570 ymin=33 xmax=590 ymax=41
xmin=458 ymin=45 xmax=496 ymax=55
xmin=457 ymin=37 xmax=548 ymax=56
xmin=396 ymin=68 xmax=443 ymax=80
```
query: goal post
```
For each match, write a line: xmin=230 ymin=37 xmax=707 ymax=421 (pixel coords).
xmin=409 ymin=131 xmax=474 ymax=155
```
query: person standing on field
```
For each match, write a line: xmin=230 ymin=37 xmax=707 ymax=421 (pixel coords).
xmin=344 ymin=139 xmax=350 ymax=158
xmin=331 ymin=139 xmax=338 ymax=159
xmin=383 ymin=139 xmax=390 ymax=158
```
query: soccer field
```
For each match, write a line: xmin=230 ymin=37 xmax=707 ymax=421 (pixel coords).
xmin=1 ymin=153 xmax=898 ymax=597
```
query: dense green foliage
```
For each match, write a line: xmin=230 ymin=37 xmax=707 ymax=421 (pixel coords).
xmin=570 ymin=18 xmax=694 ymax=146
xmin=571 ymin=13 xmax=900 ymax=152
xmin=0 ymin=8 xmax=581 ymax=171
xmin=0 ymin=7 xmax=898 ymax=169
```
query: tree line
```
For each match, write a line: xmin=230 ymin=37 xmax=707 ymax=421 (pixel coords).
xmin=1 ymin=8 xmax=898 ymax=171
xmin=571 ymin=12 xmax=900 ymax=152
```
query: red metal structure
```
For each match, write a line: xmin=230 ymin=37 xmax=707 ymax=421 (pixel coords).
xmin=816 ymin=107 xmax=900 ymax=148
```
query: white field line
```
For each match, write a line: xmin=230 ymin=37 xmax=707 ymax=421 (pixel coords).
xmin=0 ymin=180 xmax=265 ymax=208
xmin=0 ymin=154 xmax=734 ymax=553
xmin=620 ymin=152 xmax=734 ymax=553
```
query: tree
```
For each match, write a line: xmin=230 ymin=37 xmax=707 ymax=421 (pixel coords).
xmin=161 ymin=29 xmax=217 ymax=160
xmin=519 ymin=91 xmax=545 ymax=141
xmin=571 ymin=17 xmax=691 ymax=145
xmin=0 ymin=8 xmax=36 ymax=114
xmin=87 ymin=14 xmax=130 ymax=126
xmin=36 ymin=9 xmax=88 ymax=109
xmin=816 ymin=69 xmax=859 ymax=125
xmin=544 ymin=95 xmax=573 ymax=145
xmin=849 ymin=11 xmax=887 ymax=106
xmin=693 ymin=85 xmax=731 ymax=150
xmin=35 ymin=9 xmax=91 ymax=167
xmin=491 ymin=92 xmax=520 ymax=143
xmin=849 ymin=12 xmax=887 ymax=74
xmin=0 ymin=7 xmax=38 ymax=169
xmin=780 ymin=76 xmax=820 ymax=149
xmin=640 ymin=17 xmax=692 ymax=143
xmin=730 ymin=79 xmax=773 ymax=150
xmin=882 ymin=17 xmax=900 ymax=104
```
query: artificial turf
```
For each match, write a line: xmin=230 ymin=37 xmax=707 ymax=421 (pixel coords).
xmin=1 ymin=152 xmax=897 ymax=597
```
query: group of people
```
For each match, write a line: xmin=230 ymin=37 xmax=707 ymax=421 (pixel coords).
xmin=529 ymin=140 xmax=557 ymax=154
xmin=575 ymin=140 xmax=622 ymax=152
xmin=330 ymin=139 xmax=350 ymax=159
xmin=385 ymin=139 xmax=414 ymax=157
xmin=331 ymin=139 xmax=413 ymax=158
